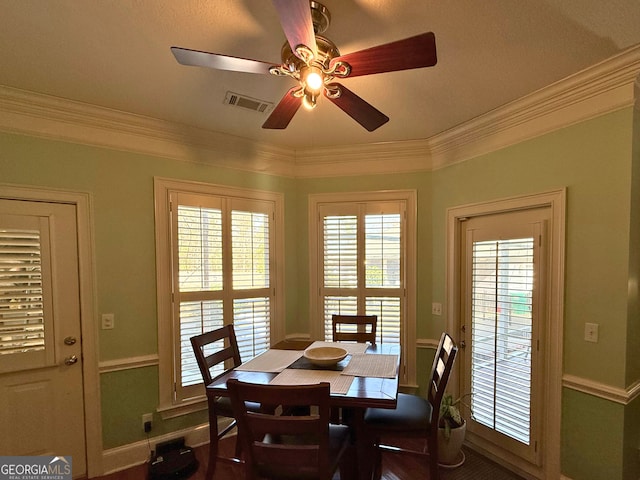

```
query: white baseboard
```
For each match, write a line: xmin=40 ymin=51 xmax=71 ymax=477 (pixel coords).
xmin=100 ymin=423 xmax=213 ymax=477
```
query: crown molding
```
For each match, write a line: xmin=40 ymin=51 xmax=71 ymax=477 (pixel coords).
xmin=293 ymin=139 xmax=431 ymax=178
xmin=1 ymin=44 xmax=639 ymax=178
xmin=0 ymin=86 xmax=296 ymax=177
xmin=425 ymin=43 xmax=640 ymax=171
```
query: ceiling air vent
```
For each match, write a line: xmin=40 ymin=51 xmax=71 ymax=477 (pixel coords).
xmin=224 ymin=91 xmax=274 ymax=114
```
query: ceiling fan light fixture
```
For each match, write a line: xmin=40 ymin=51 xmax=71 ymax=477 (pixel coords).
xmin=303 ymin=65 xmax=324 ymax=92
xmin=302 ymin=92 xmax=318 ymax=110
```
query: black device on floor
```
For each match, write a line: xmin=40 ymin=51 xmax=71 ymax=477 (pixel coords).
xmin=148 ymin=437 xmax=199 ymax=480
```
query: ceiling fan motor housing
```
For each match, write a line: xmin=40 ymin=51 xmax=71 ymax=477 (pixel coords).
xmin=280 ymin=35 xmax=340 ymax=73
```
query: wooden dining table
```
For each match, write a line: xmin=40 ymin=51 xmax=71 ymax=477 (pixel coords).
xmin=207 ymin=339 xmax=400 ymax=480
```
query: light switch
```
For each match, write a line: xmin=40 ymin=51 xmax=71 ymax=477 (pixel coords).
xmin=101 ymin=313 xmax=115 ymax=330
xmin=584 ymin=322 xmax=598 ymax=343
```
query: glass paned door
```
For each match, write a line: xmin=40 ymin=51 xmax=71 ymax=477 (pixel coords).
xmin=461 ymin=209 xmax=546 ymax=466
xmin=471 ymin=238 xmax=533 ymax=445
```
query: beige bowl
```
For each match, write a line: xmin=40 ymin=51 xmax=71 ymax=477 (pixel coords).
xmin=303 ymin=346 xmax=348 ymax=367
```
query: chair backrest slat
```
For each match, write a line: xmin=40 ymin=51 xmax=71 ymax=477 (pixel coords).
xmin=190 ymin=324 xmax=242 ymax=385
xmin=331 ymin=314 xmax=377 ymax=344
xmin=427 ymin=332 xmax=458 ymax=424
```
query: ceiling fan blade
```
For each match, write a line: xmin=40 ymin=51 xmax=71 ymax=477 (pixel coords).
xmin=324 ymin=83 xmax=389 ymax=132
xmin=171 ymin=46 xmax=278 ymax=74
xmin=262 ymin=87 xmax=302 ymax=129
xmin=330 ymin=32 xmax=437 ymax=78
xmin=272 ymin=0 xmax=317 ymax=60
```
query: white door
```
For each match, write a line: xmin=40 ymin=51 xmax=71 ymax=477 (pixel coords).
xmin=459 ymin=207 xmax=548 ymax=469
xmin=0 ymin=199 xmax=86 ymax=476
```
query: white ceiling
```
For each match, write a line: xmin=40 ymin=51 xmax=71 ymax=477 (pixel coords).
xmin=1 ymin=0 xmax=640 ymax=150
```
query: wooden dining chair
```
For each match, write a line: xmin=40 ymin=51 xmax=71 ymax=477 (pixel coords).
xmin=332 ymin=314 xmax=377 ymax=344
xmin=330 ymin=314 xmax=378 ymax=424
xmin=190 ymin=324 xmax=261 ymax=480
xmin=227 ymin=379 xmax=353 ymax=480
xmin=363 ymin=332 xmax=458 ymax=480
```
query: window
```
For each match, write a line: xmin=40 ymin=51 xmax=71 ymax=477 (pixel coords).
xmin=0 ymin=217 xmax=52 ymax=372
xmin=309 ymin=191 xmax=416 ymax=385
xmin=470 ymin=237 xmax=534 ymax=445
xmin=155 ymin=179 xmax=284 ymax=414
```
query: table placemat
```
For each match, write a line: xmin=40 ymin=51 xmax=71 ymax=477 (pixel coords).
xmin=269 ymin=368 xmax=355 ymax=395
xmin=234 ymin=349 xmax=303 ymax=373
xmin=340 ymin=353 xmax=398 ymax=378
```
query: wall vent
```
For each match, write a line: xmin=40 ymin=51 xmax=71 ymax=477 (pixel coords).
xmin=224 ymin=91 xmax=274 ymax=114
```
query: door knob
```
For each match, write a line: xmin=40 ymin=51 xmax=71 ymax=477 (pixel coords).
xmin=64 ymin=355 xmax=78 ymax=365
xmin=64 ymin=336 xmax=77 ymax=345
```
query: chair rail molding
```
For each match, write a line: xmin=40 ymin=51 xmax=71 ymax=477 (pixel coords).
xmin=98 ymin=354 xmax=160 ymax=374
xmin=562 ymin=374 xmax=640 ymax=405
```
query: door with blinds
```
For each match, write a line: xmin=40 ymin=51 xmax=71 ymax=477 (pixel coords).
xmin=0 ymin=199 xmax=86 ymax=474
xmin=460 ymin=208 xmax=547 ymax=467
xmin=318 ymin=201 xmax=404 ymax=346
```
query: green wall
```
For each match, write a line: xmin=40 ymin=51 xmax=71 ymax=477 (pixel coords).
xmin=427 ymin=109 xmax=637 ymax=479
xmin=1 ymin=103 xmax=639 ymax=478
xmin=0 ymin=132 xmax=297 ymax=449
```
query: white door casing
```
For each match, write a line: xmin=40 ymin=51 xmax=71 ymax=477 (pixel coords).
xmin=446 ymin=190 xmax=565 ymax=480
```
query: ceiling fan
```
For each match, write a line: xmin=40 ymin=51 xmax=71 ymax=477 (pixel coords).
xmin=171 ymin=0 xmax=437 ymax=132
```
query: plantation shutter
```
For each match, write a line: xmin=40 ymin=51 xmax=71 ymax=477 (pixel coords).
xmin=470 ymin=237 xmax=534 ymax=445
xmin=319 ymin=203 xmax=404 ymax=345
xmin=0 ymin=227 xmax=45 ymax=355
xmin=176 ymin=199 xmax=225 ymax=391
xmin=364 ymin=213 xmax=401 ymax=344
xmin=173 ymin=194 xmax=273 ymax=400
xmin=0 ymin=215 xmax=55 ymax=373
xmin=231 ymin=208 xmax=271 ymax=360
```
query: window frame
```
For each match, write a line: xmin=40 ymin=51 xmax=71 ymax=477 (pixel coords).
xmin=154 ymin=177 xmax=285 ymax=417
xmin=308 ymin=190 xmax=417 ymax=386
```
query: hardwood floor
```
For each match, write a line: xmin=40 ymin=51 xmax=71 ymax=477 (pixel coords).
xmin=90 ymin=435 xmax=525 ymax=480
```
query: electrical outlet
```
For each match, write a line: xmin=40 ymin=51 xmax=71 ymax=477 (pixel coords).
xmin=432 ymin=302 xmax=442 ymax=316
xmin=142 ymin=413 xmax=153 ymax=432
